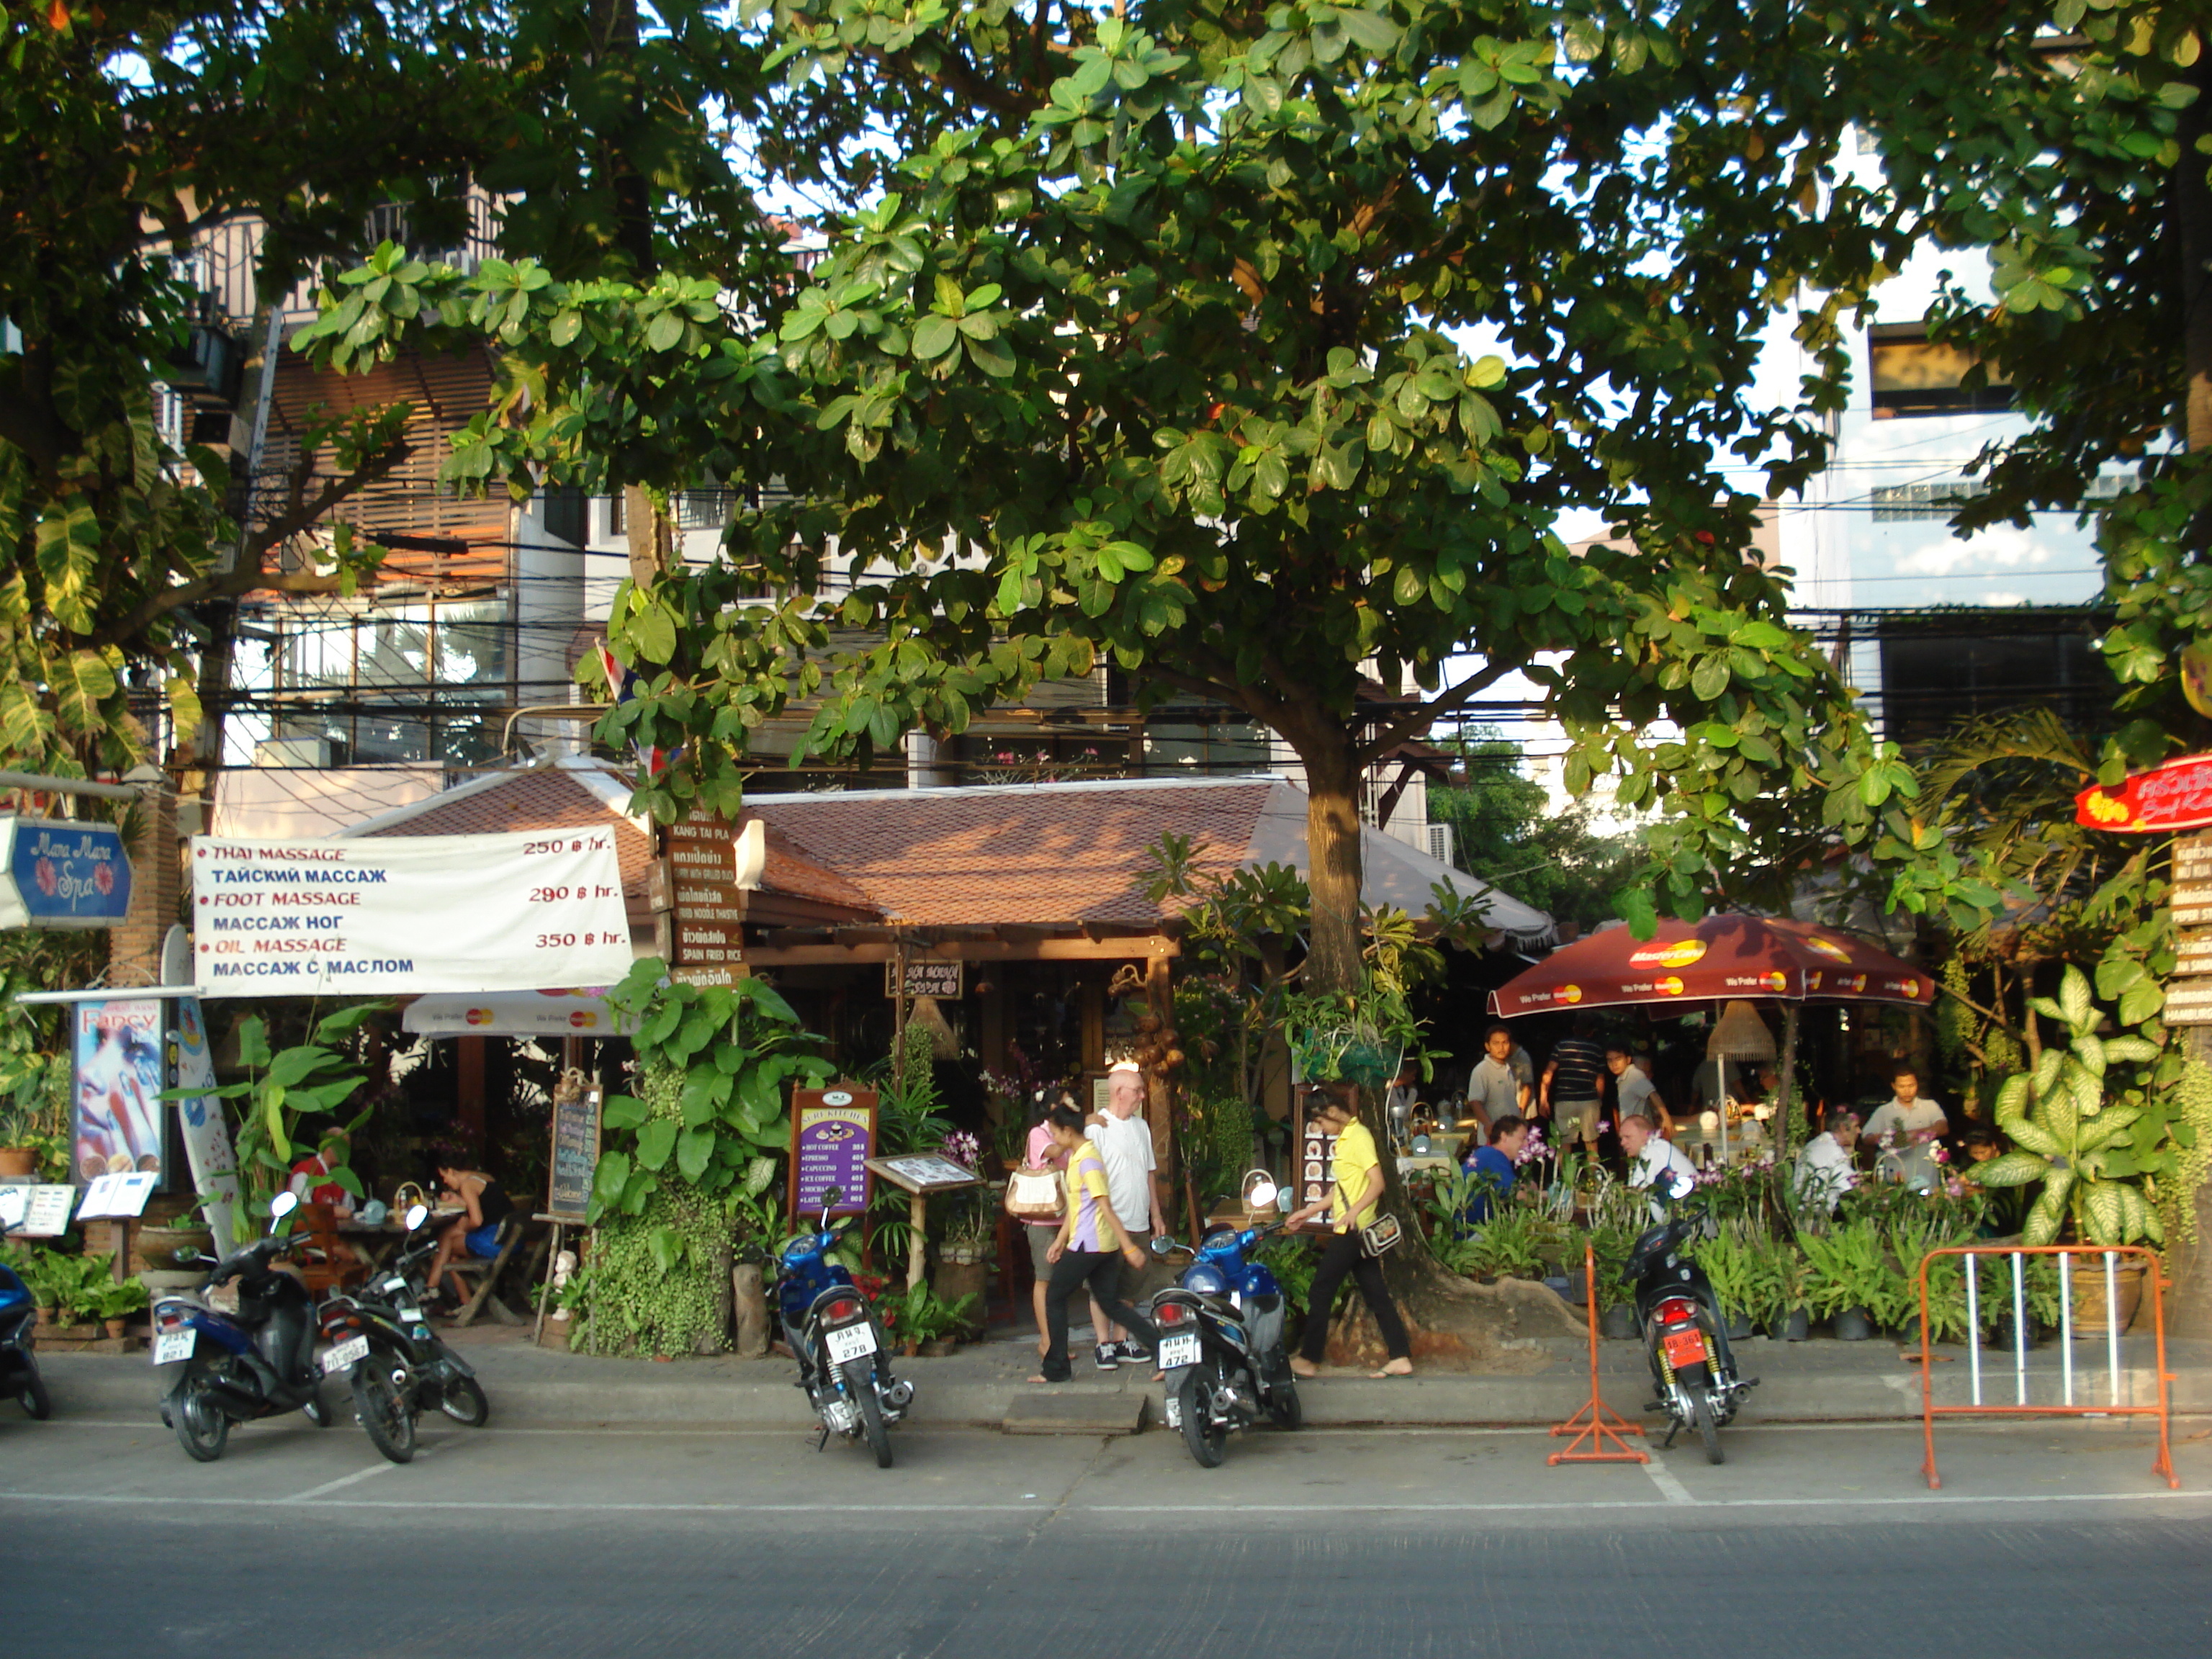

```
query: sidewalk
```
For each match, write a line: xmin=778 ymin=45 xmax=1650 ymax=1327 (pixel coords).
xmin=40 ymin=1321 xmax=2212 ymax=1431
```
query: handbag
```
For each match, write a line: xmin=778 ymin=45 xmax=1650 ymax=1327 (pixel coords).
xmin=1334 ymin=1178 xmax=1403 ymax=1257
xmin=1004 ymin=1166 xmax=1066 ymax=1221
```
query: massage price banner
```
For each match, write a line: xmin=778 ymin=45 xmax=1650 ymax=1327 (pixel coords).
xmin=189 ymin=830 xmax=634 ymax=997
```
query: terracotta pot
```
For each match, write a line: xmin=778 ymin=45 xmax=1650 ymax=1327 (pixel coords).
xmin=103 ymin=1318 xmax=127 ymax=1339
xmin=0 ymin=1147 xmax=36 ymax=1178
xmin=2070 ymin=1256 xmax=2148 ymax=1337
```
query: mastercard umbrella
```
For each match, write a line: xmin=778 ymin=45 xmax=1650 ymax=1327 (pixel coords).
xmin=400 ymin=987 xmax=634 ymax=1039
xmin=1486 ymin=914 xmax=1933 ymax=1017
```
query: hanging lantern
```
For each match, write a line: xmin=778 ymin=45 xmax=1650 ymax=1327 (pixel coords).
xmin=1706 ymin=999 xmax=1777 ymax=1061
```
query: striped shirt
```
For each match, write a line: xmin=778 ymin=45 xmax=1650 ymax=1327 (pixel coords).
xmin=1547 ymin=1038 xmax=1605 ymax=1101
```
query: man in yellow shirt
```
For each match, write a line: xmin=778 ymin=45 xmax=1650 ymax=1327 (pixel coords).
xmin=1285 ymin=1090 xmax=1413 ymax=1379
xmin=1029 ymin=1104 xmax=1158 ymax=1385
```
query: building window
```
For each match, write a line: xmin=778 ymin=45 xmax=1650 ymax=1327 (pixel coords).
xmin=1869 ymin=325 xmax=2013 ymax=418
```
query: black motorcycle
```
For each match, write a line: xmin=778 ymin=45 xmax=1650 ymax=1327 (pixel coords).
xmin=1148 ymin=1218 xmax=1302 ymax=1468
xmin=153 ymin=1192 xmax=336 ymax=1461
xmin=1626 ymin=1167 xmax=1756 ymax=1464
xmin=315 ymin=1202 xmax=490 ymax=1464
xmin=1 ymin=1211 xmax=51 ymax=1421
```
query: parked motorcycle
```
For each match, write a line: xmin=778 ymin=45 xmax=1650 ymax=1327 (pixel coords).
xmin=0 ymin=1212 xmax=52 ymax=1421
xmin=1148 ymin=1179 xmax=1303 ymax=1468
xmin=1626 ymin=1167 xmax=1756 ymax=1464
xmin=315 ymin=1202 xmax=490 ymax=1464
xmin=774 ymin=1186 xmax=912 ymax=1467
xmin=153 ymin=1191 xmax=337 ymax=1461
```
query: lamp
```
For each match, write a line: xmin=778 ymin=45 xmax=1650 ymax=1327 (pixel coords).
xmin=1706 ymin=1000 xmax=1777 ymax=1061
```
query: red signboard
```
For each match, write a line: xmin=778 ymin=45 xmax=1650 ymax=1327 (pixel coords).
xmin=2075 ymin=754 xmax=2212 ymax=834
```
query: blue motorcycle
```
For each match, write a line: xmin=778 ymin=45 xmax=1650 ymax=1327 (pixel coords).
xmin=152 ymin=1191 xmax=336 ymax=1461
xmin=1148 ymin=1208 xmax=1303 ymax=1467
xmin=0 ymin=1211 xmax=52 ymax=1421
xmin=775 ymin=1187 xmax=912 ymax=1468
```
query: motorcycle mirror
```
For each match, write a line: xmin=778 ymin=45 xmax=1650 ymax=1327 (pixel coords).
xmin=404 ymin=1203 xmax=430 ymax=1232
xmin=1151 ymin=1235 xmax=1179 ymax=1256
xmin=1658 ymin=1168 xmax=1696 ymax=1203
xmin=267 ymin=1190 xmax=299 ymax=1228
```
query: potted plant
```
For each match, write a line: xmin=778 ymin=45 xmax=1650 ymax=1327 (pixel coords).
xmin=1761 ymin=1240 xmax=1811 ymax=1342
xmin=84 ymin=1277 xmax=148 ymax=1339
xmin=1690 ymin=1231 xmax=1759 ymax=1341
xmin=0 ymin=1101 xmax=38 ymax=1178
xmin=1588 ymin=1221 xmax=1640 ymax=1339
xmin=1800 ymin=1220 xmax=1905 ymax=1341
xmin=883 ymin=1278 xmax=978 ymax=1357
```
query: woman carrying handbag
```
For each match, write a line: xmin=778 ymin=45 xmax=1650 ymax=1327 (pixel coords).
xmin=1004 ymin=1092 xmax=1115 ymax=1361
xmin=1284 ymin=1091 xmax=1414 ymax=1379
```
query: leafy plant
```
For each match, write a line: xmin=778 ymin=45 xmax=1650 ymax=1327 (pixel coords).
xmin=161 ymin=1005 xmax=379 ymax=1243
xmin=1254 ymin=1235 xmax=1317 ymax=1322
xmin=1689 ymin=1230 xmax=1759 ymax=1326
xmin=81 ymin=1277 xmax=149 ymax=1322
xmin=1974 ymin=965 xmax=2177 ymax=1246
xmin=1797 ymin=1220 xmax=1912 ymax=1329
xmin=878 ymin=1277 xmax=975 ymax=1346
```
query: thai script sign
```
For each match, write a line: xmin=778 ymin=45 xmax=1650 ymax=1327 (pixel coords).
xmin=2076 ymin=753 xmax=2212 ymax=834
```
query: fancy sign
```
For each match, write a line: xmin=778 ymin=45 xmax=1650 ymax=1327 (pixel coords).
xmin=2075 ymin=754 xmax=2212 ymax=834
xmin=190 ymin=830 xmax=633 ymax=996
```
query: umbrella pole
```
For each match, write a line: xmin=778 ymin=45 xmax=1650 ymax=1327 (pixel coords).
xmin=1776 ymin=1004 xmax=1802 ymax=1161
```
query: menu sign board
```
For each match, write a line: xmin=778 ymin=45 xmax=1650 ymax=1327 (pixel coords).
xmin=789 ymin=1088 xmax=876 ymax=1219
xmin=189 ymin=830 xmax=633 ymax=995
xmin=547 ymin=1084 xmax=603 ymax=1224
xmin=663 ymin=809 xmax=744 ymax=973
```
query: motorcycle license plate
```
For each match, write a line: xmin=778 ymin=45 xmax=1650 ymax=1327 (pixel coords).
xmin=1163 ymin=1395 xmax=1183 ymax=1429
xmin=320 ymin=1334 xmax=371 ymax=1376
xmin=1663 ymin=1328 xmax=1707 ymax=1370
xmin=151 ymin=1329 xmax=194 ymax=1366
xmin=823 ymin=1323 xmax=878 ymax=1365
xmin=1156 ymin=1333 xmax=1202 ymax=1370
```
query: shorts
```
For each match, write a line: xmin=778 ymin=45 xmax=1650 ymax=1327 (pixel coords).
xmin=1555 ymin=1098 xmax=1601 ymax=1144
xmin=1026 ymin=1223 xmax=1060 ymax=1279
xmin=464 ymin=1222 xmax=503 ymax=1259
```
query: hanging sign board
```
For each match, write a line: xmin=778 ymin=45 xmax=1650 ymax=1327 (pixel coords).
xmin=546 ymin=1084 xmax=603 ymax=1225
xmin=789 ymin=1088 xmax=876 ymax=1219
xmin=884 ymin=959 xmax=963 ymax=999
xmin=2077 ymin=754 xmax=2212 ymax=834
xmin=189 ymin=830 xmax=633 ymax=996
xmin=71 ymin=999 xmax=163 ymax=1183
xmin=662 ymin=809 xmax=745 ymax=974
xmin=0 ymin=817 xmax=132 ymax=929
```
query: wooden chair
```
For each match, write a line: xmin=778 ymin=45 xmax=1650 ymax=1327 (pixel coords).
xmin=290 ymin=1202 xmax=368 ymax=1294
xmin=446 ymin=1215 xmax=531 ymax=1328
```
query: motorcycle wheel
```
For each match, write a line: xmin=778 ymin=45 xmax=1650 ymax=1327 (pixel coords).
xmin=174 ymin=1371 xmax=230 ymax=1462
xmin=438 ymin=1374 xmax=490 ymax=1427
xmin=1267 ymin=1374 xmax=1303 ymax=1431
xmin=351 ymin=1364 xmax=417 ymax=1464
xmin=302 ymin=1384 xmax=333 ymax=1428
xmin=19 ymin=1364 xmax=51 ymax=1421
xmin=1691 ymin=1387 xmax=1725 ymax=1465
xmin=1177 ymin=1371 xmax=1228 ymax=1468
xmin=848 ymin=1362 xmax=892 ymax=1469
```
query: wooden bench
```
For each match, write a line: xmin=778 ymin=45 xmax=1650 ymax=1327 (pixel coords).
xmin=446 ymin=1217 xmax=552 ymax=1329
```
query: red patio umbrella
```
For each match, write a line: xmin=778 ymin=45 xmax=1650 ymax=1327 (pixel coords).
xmin=1486 ymin=914 xmax=1934 ymax=1018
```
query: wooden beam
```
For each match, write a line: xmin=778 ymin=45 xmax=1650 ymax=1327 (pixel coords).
xmin=744 ymin=935 xmax=1179 ymax=966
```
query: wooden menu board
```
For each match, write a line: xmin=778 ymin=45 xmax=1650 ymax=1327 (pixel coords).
xmin=547 ymin=1083 xmax=603 ymax=1224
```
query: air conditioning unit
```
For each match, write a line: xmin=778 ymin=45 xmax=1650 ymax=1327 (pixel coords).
xmin=254 ymin=737 xmax=346 ymax=770
xmin=1425 ymin=823 xmax=1454 ymax=866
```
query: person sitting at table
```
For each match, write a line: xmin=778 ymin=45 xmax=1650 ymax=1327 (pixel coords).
xmin=287 ymin=1125 xmax=356 ymax=1218
xmin=1460 ymin=1115 xmax=1528 ymax=1230
xmin=1794 ymin=1109 xmax=1861 ymax=1216
xmin=1621 ymin=1113 xmax=1695 ymax=1219
xmin=1863 ymin=1064 xmax=1949 ymax=1192
xmin=425 ymin=1161 xmax=515 ymax=1309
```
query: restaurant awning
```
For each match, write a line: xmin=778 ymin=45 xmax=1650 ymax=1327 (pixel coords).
xmin=400 ymin=988 xmax=634 ymax=1039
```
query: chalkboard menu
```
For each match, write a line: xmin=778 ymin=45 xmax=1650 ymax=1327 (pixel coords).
xmin=789 ymin=1088 xmax=876 ymax=1220
xmin=547 ymin=1084 xmax=603 ymax=1224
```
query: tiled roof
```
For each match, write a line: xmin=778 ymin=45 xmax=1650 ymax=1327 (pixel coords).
xmin=349 ymin=765 xmax=878 ymax=915
xmin=747 ymin=780 xmax=1276 ymax=927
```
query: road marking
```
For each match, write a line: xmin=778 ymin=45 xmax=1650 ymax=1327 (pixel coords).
xmin=1 ymin=1488 xmax=2206 ymax=1517
xmin=279 ymin=1438 xmax=447 ymax=1503
xmin=1642 ymin=1460 xmax=1697 ymax=1505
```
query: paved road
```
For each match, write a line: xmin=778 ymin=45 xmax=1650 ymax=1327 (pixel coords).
xmin=4 ymin=1410 xmax=2208 ymax=1657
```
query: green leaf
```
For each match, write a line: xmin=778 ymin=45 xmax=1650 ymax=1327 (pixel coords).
xmin=912 ymin=313 xmax=958 ymax=359
xmin=646 ymin=310 xmax=685 ymax=352
xmin=635 ymin=1118 xmax=678 ymax=1172
xmin=1969 ymin=1151 xmax=2049 ymax=1188
xmin=601 ymin=1093 xmax=647 ymax=1130
xmin=675 ymin=1125 xmax=714 ymax=1183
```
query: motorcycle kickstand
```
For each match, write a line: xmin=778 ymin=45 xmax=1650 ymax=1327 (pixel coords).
xmin=1659 ymin=1420 xmax=1681 ymax=1450
xmin=814 ymin=1424 xmax=830 ymax=1452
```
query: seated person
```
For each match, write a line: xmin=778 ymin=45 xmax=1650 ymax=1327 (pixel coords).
xmin=1959 ymin=1125 xmax=2031 ymax=1236
xmin=1461 ymin=1115 xmax=1529 ymax=1228
xmin=1621 ymin=1112 xmax=1695 ymax=1218
xmin=1863 ymin=1064 xmax=1949 ymax=1192
xmin=287 ymin=1127 xmax=356 ymax=1218
xmin=425 ymin=1161 xmax=515 ymax=1308
xmin=1794 ymin=1109 xmax=1861 ymax=1215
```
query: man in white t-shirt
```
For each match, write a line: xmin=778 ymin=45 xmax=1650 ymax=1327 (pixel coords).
xmin=1088 ymin=1065 xmax=1166 ymax=1367
xmin=1863 ymin=1065 xmax=1948 ymax=1192
xmin=1794 ymin=1109 xmax=1861 ymax=1215
xmin=1620 ymin=1112 xmax=1696 ymax=1219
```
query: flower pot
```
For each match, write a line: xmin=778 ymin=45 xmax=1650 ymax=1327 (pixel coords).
xmin=1724 ymin=1311 xmax=1755 ymax=1341
xmin=933 ymin=1260 xmax=990 ymax=1331
xmin=2069 ymin=1256 xmax=2148 ymax=1338
xmin=1599 ymin=1303 xmax=1640 ymax=1341
xmin=1542 ymin=1273 xmax=1586 ymax=1305
xmin=1994 ymin=1311 xmax=2042 ymax=1351
xmin=919 ymin=1338 xmax=958 ymax=1358
xmin=1894 ymin=1314 xmax=1923 ymax=1346
xmin=0 ymin=1146 xmax=36 ymax=1178
xmin=103 ymin=1318 xmax=127 ymax=1339
xmin=1832 ymin=1307 xmax=1876 ymax=1341
xmin=134 ymin=1224 xmax=214 ymax=1274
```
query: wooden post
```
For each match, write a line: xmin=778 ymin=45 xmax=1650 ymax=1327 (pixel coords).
xmin=891 ymin=937 xmax=909 ymax=1094
xmin=907 ymin=1190 xmax=927 ymax=1292
xmin=1776 ymin=1004 xmax=1802 ymax=1160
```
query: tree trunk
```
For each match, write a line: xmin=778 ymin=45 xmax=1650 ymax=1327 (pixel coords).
xmin=2177 ymin=53 xmax=2212 ymax=456
xmin=1289 ymin=724 xmax=1365 ymax=997
xmin=624 ymin=484 xmax=672 ymax=588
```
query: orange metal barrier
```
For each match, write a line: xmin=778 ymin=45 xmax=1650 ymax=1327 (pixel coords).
xmin=1916 ymin=1244 xmax=2176 ymax=1491
xmin=1549 ymin=1244 xmax=1647 ymax=1466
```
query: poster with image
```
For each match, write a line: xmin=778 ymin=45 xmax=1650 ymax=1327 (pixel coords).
xmin=71 ymin=999 xmax=164 ymax=1184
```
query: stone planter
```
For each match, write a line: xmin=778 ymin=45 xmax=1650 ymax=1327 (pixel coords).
xmin=134 ymin=1224 xmax=215 ymax=1274
xmin=919 ymin=1338 xmax=958 ymax=1358
xmin=933 ymin=1259 xmax=990 ymax=1333
xmin=2070 ymin=1256 xmax=2148 ymax=1337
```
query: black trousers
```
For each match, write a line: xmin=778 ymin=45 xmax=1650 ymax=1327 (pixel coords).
xmin=1040 ymin=1249 xmax=1159 ymax=1382
xmin=1298 ymin=1228 xmax=1411 ymax=1363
